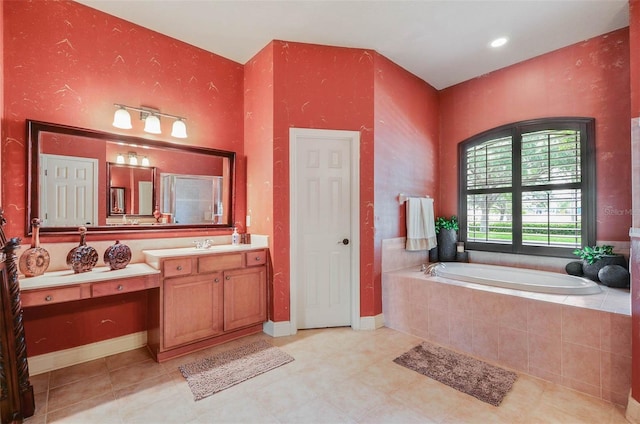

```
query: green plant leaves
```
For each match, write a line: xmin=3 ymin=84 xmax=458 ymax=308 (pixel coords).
xmin=435 ymin=215 xmax=459 ymax=234
xmin=573 ymin=244 xmax=614 ymax=264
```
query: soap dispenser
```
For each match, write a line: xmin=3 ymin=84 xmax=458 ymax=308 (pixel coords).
xmin=231 ymin=227 xmax=240 ymax=245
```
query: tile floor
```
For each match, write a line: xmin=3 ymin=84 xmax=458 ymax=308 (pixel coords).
xmin=25 ymin=327 xmax=629 ymax=423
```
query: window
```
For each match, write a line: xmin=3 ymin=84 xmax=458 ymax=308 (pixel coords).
xmin=458 ymin=118 xmax=595 ymax=257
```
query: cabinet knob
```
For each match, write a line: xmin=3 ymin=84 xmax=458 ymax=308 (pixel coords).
xmin=45 ymin=295 xmax=53 ymax=302
xmin=214 ymin=278 xmax=220 ymax=283
xmin=255 ymin=256 xmax=261 ymax=261
xmin=117 ymin=284 xmax=124 ymax=291
xmin=225 ymin=275 xmax=231 ymax=280
xmin=176 ymin=265 xmax=183 ymax=271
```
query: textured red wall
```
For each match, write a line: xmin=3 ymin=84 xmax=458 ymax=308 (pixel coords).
xmin=2 ymin=0 xmax=245 ymax=240
xmin=3 ymin=0 xmax=244 ymax=355
xmin=628 ymin=0 xmax=640 ymax=403
xmin=244 ymin=42 xmax=275 ymax=317
xmin=439 ymin=28 xmax=631 ymax=242
xmin=632 ymin=0 xmax=640 ymax=117
xmin=373 ymin=53 xmax=440 ymax=314
xmin=271 ymin=41 xmax=375 ymax=320
xmin=22 ymin=292 xmax=150 ymax=356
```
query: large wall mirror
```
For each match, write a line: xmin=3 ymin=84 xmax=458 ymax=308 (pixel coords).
xmin=27 ymin=120 xmax=235 ymax=235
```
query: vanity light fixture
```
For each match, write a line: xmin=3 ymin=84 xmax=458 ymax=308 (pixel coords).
xmin=128 ymin=152 xmax=138 ymax=166
xmin=141 ymin=156 xmax=150 ymax=167
xmin=116 ymin=153 xmax=125 ymax=164
xmin=112 ymin=106 xmax=133 ymax=129
xmin=112 ymin=104 xmax=187 ymax=138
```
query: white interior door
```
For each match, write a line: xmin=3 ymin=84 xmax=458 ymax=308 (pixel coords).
xmin=290 ymin=128 xmax=360 ymax=330
xmin=40 ymin=154 xmax=98 ymax=227
xmin=138 ymin=181 xmax=153 ymax=215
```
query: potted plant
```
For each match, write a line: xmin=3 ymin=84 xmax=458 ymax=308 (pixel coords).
xmin=435 ymin=216 xmax=459 ymax=261
xmin=573 ymin=245 xmax=626 ymax=282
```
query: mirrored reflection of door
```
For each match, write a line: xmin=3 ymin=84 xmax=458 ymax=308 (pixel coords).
xmin=110 ymin=187 xmax=125 ymax=214
xmin=40 ymin=154 xmax=98 ymax=227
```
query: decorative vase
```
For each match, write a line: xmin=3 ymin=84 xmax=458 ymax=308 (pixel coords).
xmin=581 ymin=254 xmax=627 ymax=282
xmin=18 ymin=218 xmax=50 ymax=277
xmin=66 ymin=226 xmax=98 ymax=274
xmin=103 ymin=240 xmax=131 ymax=270
xmin=437 ymin=228 xmax=457 ymax=262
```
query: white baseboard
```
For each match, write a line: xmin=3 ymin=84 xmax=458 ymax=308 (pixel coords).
xmin=263 ymin=315 xmax=384 ymax=336
xmin=263 ymin=320 xmax=296 ymax=337
xmin=28 ymin=331 xmax=147 ymax=375
xmin=359 ymin=314 xmax=384 ymax=330
xmin=627 ymin=391 xmax=640 ymax=424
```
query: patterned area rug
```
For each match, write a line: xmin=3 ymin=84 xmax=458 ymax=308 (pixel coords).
xmin=179 ymin=339 xmax=294 ymax=401
xmin=393 ymin=341 xmax=517 ymax=406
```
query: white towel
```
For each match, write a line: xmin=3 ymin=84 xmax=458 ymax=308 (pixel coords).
xmin=406 ymin=197 xmax=437 ymax=251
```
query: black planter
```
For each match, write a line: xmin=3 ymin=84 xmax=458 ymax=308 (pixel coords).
xmin=437 ymin=229 xmax=457 ymax=262
xmin=581 ymin=255 xmax=627 ymax=282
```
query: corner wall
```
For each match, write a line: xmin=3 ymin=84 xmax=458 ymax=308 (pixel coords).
xmin=439 ymin=28 xmax=631 ymax=243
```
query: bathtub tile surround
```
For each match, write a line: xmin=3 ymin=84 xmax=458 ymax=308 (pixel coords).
xmin=382 ymin=269 xmax=632 ymax=405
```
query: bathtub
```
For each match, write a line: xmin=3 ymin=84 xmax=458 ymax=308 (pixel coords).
xmin=431 ymin=262 xmax=601 ymax=295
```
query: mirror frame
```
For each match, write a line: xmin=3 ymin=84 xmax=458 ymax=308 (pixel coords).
xmin=27 ymin=120 xmax=236 ymax=236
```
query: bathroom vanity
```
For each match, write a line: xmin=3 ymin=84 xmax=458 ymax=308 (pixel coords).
xmin=143 ymin=245 xmax=267 ymax=361
xmin=19 ymin=244 xmax=269 ymax=364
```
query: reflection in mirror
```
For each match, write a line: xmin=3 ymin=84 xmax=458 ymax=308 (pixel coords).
xmin=161 ymin=173 xmax=223 ymax=224
xmin=110 ymin=187 xmax=125 ymax=214
xmin=106 ymin=163 xmax=156 ymax=219
xmin=27 ymin=120 xmax=235 ymax=235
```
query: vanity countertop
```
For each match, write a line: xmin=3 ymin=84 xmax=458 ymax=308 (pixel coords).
xmin=143 ymin=241 xmax=268 ymax=261
xmin=19 ymin=263 xmax=160 ymax=291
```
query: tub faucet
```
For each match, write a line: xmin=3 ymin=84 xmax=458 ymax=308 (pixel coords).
xmin=425 ymin=262 xmax=442 ymax=276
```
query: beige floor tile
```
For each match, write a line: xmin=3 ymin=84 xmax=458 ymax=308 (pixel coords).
xmin=46 ymin=392 xmax=120 ymax=424
xmin=105 ymin=346 xmax=152 ymax=371
xmin=30 ymin=326 xmax=627 ymax=424
xmin=50 ymin=358 xmax=108 ymax=389
xmin=109 ymin=358 xmax=165 ymax=390
xmin=47 ymin=373 xmax=112 ymax=413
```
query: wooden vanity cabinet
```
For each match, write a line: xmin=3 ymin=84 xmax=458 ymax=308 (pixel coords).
xmin=155 ymin=249 xmax=267 ymax=361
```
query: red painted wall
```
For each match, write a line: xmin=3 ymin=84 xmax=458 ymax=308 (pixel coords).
xmin=244 ymin=42 xmax=275 ymax=316
xmin=271 ymin=41 xmax=375 ymax=321
xmin=3 ymin=0 xmax=245 ymax=355
xmin=439 ymin=28 xmax=631 ymax=242
xmin=632 ymin=0 xmax=640 ymax=117
xmin=22 ymin=292 xmax=150 ymax=356
xmin=2 ymin=0 xmax=245 ymax=240
xmin=627 ymin=0 xmax=640 ymax=403
xmin=373 ymin=53 xmax=440 ymax=314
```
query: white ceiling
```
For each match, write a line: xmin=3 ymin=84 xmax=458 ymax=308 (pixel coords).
xmin=76 ymin=0 xmax=629 ymax=90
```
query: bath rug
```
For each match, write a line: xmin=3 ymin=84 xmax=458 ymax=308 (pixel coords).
xmin=179 ymin=339 xmax=294 ymax=401
xmin=393 ymin=342 xmax=517 ymax=406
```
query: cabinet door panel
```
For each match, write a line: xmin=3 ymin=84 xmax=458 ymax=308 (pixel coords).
xmin=163 ymin=273 xmax=223 ymax=348
xmin=223 ymin=266 xmax=266 ymax=332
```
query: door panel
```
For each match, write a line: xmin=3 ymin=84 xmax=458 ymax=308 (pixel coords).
xmin=293 ymin=132 xmax=353 ymax=329
xmin=40 ymin=154 xmax=98 ymax=227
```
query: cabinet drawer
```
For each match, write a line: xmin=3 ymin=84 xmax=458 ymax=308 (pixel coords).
xmin=198 ymin=253 xmax=243 ymax=274
xmin=21 ymin=286 xmax=83 ymax=307
xmin=92 ymin=275 xmax=159 ymax=297
xmin=164 ymin=258 xmax=192 ymax=278
xmin=245 ymin=250 xmax=266 ymax=267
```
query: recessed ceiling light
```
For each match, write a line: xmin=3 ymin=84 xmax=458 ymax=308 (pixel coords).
xmin=490 ymin=37 xmax=508 ymax=48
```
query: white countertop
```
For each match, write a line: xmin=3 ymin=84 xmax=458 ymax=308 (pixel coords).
xmin=19 ymin=263 xmax=160 ymax=291
xmin=143 ymin=244 xmax=259 ymax=259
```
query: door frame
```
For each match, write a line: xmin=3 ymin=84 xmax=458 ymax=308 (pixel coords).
xmin=289 ymin=128 xmax=361 ymax=333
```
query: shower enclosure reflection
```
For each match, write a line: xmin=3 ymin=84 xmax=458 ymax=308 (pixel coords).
xmin=161 ymin=174 xmax=223 ymax=224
